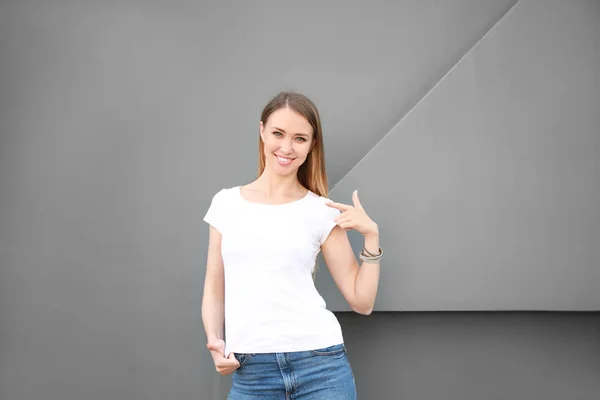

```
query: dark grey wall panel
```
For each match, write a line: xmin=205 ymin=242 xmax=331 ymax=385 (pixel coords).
xmin=192 ymin=312 xmax=600 ymax=399
xmin=342 ymin=312 xmax=600 ymax=400
xmin=319 ymin=0 xmax=600 ymax=311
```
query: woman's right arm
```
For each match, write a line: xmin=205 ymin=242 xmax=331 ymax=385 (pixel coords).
xmin=202 ymin=225 xmax=225 ymax=342
xmin=202 ymin=225 xmax=239 ymax=374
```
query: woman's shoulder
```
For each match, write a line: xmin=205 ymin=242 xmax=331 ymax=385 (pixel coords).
xmin=304 ymin=191 xmax=340 ymax=216
xmin=305 ymin=189 xmax=334 ymax=204
xmin=209 ymin=185 xmax=240 ymax=203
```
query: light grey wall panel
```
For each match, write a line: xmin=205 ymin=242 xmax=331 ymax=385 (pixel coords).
xmin=318 ymin=0 xmax=600 ymax=311
xmin=0 ymin=0 xmax=515 ymax=189
xmin=0 ymin=1 xmax=520 ymax=399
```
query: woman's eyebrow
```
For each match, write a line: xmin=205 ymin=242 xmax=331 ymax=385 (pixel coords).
xmin=272 ymin=127 xmax=309 ymax=137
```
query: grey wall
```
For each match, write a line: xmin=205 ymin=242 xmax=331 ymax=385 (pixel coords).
xmin=340 ymin=312 xmax=600 ymax=399
xmin=1 ymin=1 xmax=599 ymax=399
xmin=317 ymin=0 xmax=600 ymax=312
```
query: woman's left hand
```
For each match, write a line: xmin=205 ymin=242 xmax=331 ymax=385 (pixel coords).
xmin=326 ymin=190 xmax=379 ymax=237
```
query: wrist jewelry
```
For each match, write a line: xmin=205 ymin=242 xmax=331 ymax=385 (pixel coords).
xmin=359 ymin=246 xmax=383 ymax=264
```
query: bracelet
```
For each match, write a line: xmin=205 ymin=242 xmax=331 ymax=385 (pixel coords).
xmin=359 ymin=246 xmax=383 ymax=264
xmin=362 ymin=246 xmax=381 ymax=257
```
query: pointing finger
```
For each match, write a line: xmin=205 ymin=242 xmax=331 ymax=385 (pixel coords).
xmin=352 ymin=190 xmax=363 ymax=210
xmin=326 ymin=201 xmax=352 ymax=212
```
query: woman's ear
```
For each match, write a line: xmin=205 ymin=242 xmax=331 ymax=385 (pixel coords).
xmin=259 ymin=121 xmax=265 ymax=141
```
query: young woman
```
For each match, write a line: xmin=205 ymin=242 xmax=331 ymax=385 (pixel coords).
xmin=202 ymin=91 xmax=382 ymax=399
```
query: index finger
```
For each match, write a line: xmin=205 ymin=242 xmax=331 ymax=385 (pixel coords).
xmin=325 ymin=201 xmax=352 ymax=212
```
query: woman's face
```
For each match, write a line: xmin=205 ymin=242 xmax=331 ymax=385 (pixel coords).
xmin=260 ymin=107 xmax=314 ymax=177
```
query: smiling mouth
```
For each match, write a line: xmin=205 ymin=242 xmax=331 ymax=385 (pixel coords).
xmin=275 ymin=154 xmax=294 ymax=165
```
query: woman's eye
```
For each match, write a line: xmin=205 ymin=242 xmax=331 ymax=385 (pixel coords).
xmin=295 ymin=137 xmax=307 ymax=142
xmin=273 ymin=131 xmax=283 ymax=137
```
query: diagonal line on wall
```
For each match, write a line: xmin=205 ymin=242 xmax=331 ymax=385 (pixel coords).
xmin=330 ymin=0 xmax=521 ymax=192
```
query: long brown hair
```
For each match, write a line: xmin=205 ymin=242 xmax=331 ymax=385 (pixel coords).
xmin=258 ymin=91 xmax=329 ymax=197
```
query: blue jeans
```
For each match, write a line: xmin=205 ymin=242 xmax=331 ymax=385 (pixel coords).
xmin=227 ymin=343 xmax=357 ymax=400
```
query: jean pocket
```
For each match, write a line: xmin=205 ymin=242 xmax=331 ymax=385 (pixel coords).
xmin=234 ymin=353 xmax=255 ymax=368
xmin=309 ymin=343 xmax=346 ymax=356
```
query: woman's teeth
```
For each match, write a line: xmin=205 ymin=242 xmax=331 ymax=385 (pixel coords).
xmin=276 ymin=155 xmax=293 ymax=165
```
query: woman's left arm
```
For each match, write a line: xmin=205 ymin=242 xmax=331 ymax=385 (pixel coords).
xmin=321 ymin=190 xmax=381 ymax=315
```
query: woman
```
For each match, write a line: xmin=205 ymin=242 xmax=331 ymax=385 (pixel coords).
xmin=202 ymin=91 xmax=382 ymax=399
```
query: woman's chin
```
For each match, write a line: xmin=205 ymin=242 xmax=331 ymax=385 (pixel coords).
xmin=270 ymin=163 xmax=298 ymax=176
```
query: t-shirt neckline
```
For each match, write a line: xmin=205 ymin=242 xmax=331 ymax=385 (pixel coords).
xmin=237 ymin=185 xmax=311 ymax=207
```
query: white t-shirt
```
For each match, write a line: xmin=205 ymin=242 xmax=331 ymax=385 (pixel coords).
xmin=203 ymin=186 xmax=344 ymax=354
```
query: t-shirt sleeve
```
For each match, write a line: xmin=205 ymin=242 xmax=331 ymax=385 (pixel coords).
xmin=320 ymin=199 xmax=341 ymax=245
xmin=203 ymin=189 xmax=226 ymax=233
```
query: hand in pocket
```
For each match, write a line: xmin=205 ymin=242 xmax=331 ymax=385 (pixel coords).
xmin=207 ymin=339 xmax=240 ymax=375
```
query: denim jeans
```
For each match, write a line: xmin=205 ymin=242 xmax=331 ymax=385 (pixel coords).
xmin=227 ymin=343 xmax=357 ymax=400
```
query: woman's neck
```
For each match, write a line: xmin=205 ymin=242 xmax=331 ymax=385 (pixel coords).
xmin=249 ymin=170 xmax=306 ymax=198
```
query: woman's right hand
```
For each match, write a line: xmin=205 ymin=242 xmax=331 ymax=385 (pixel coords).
xmin=206 ymin=339 xmax=240 ymax=375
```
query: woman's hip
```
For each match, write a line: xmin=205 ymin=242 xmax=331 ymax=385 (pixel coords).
xmin=228 ymin=344 xmax=356 ymax=400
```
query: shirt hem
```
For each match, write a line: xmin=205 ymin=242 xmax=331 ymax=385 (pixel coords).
xmin=227 ymin=337 xmax=345 ymax=354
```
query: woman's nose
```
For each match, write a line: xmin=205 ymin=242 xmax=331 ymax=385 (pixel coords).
xmin=279 ymin=141 xmax=293 ymax=154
